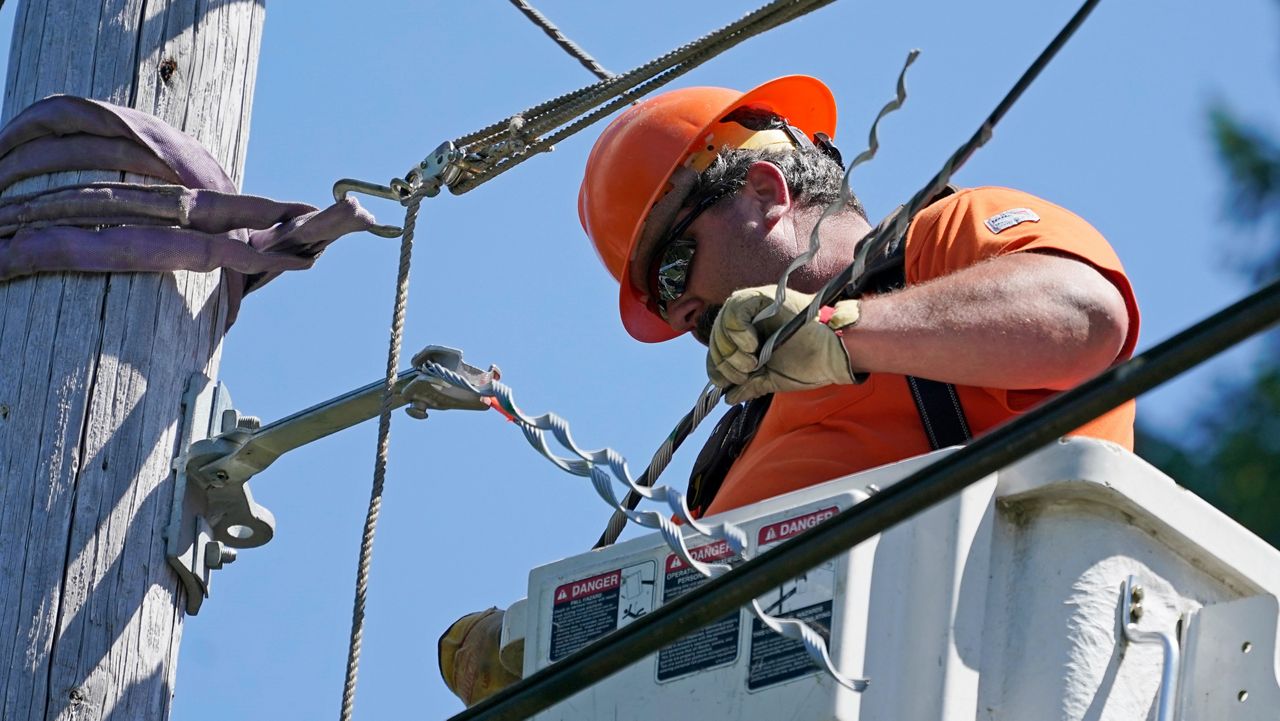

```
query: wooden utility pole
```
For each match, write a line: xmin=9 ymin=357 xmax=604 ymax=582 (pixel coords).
xmin=0 ymin=1 xmax=264 ymax=719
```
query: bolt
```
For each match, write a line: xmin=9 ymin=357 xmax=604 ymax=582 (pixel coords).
xmin=205 ymin=541 xmax=238 ymax=570
xmin=1130 ymin=601 xmax=1144 ymax=623
xmin=213 ymin=470 xmax=229 ymax=482
xmin=405 ymin=401 xmax=430 ymax=420
xmin=1131 ymin=585 xmax=1144 ymax=602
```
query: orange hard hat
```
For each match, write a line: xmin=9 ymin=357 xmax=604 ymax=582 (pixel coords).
xmin=578 ymin=76 xmax=838 ymax=342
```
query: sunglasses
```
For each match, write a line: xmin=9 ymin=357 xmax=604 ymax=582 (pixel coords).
xmin=648 ymin=183 xmax=734 ymax=320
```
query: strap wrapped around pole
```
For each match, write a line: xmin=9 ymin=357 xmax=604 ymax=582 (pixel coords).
xmin=0 ymin=95 xmax=382 ymax=328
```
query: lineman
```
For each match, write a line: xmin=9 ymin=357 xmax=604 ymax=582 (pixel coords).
xmin=439 ymin=75 xmax=1139 ymax=704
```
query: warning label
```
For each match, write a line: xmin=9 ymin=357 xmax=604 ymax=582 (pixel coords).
xmin=747 ymin=602 xmax=833 ymax=689
xmin=748 ymin=507 xmax=839 ymax=690
xmin=549 ymin=561 xmax=656 ymax=662
xmin=757 ymin=506 xmax=839 ymax=546
xmin=657 ymin=540 xmax=741 ymax=681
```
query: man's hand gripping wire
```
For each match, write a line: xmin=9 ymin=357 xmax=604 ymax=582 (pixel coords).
xmin=709 ymin=286 xmax=862 ymax=404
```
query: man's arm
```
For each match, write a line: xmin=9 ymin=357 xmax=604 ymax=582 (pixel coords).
xmin=843 ymin=251 xmax=1129 ymax=391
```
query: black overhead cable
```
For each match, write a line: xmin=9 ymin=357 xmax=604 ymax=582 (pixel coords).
xmin=449 ymin=272 xmax=1280 ymax=721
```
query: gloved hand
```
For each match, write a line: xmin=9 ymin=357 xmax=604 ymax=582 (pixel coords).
xmin=438 ymin=608 xmax=521 ymax=707
xmin=708 ymin=284 xmax=861 ymax=405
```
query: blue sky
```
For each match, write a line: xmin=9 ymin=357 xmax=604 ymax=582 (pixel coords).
xmin=4 ymin=0 xmax=1279 ymax=718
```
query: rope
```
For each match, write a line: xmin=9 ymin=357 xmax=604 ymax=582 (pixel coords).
xmin=507 ymin=0 xmax=614 ymax=81
xmin=339 ymin=193 xmax=422 ymax=721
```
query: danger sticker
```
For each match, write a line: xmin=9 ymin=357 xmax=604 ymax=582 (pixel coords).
xmin=549 ymin=561 xmax=656 ymax=662
xmin=757 ymin=506 xmax=839 ymax=545
xmin=554 ymin=570 xmax=620 ymax=605
xmin=664 ymin=539 xmax=736 ymax=573
xmin=657 ymin=541 xmax=741 ymax=681
xmin=749 ymin=507 xmax=841 ymax=690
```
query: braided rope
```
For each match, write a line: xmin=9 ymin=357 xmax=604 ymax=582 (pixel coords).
xmin=339 ymin=193 xmax=421 ymax=721
xmin=507 ymin=0 xmax=614 ymax=80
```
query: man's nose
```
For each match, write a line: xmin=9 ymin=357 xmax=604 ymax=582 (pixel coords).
xmin=665 ymin=295 xmax=705 ymax=335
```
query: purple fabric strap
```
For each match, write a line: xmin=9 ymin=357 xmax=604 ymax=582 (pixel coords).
xmin=0 ymin=95 xmax=381 ymax=328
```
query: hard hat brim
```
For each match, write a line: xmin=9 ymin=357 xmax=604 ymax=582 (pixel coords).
xmin=617 ymin=75 xmax=838 ymax=343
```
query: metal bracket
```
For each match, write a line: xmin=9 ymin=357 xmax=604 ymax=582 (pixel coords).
xmin=166 ymin=345 xmax=498 ymax=614
xmin=1178 ymin=593 xmax=1280 ymax=719
xmin=166 ymin=373 xmax=269 ymax=615
xmin=1120 ymin=575 xmax=1181 ymax=721
xmin=393 ymin=141 xmax=466 ymax=200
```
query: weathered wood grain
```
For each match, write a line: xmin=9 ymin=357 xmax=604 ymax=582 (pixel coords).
xmin=0 ymin=1 xmax=264 ymax=719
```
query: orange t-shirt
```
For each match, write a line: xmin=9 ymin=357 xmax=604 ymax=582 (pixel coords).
xmin=703 ymin=187 xmax=1141 ymax=516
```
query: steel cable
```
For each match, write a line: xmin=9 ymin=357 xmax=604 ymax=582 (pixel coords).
xmin=443 ymin=0 xmax=836 ymax=193
xmin=454 ymin=0 xmax=826 ymax=149
xmin=507 ymin=0 xmax=614 ymax=80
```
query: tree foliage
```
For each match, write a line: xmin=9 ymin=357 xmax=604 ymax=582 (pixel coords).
xmin=1135 ymin=88 xmax=1280 ymax=546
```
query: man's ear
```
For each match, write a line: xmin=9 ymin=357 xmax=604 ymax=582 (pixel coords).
xmin=743 ymin=161 xmax=791 ymax=227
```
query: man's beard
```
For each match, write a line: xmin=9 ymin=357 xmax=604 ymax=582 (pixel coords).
xmin=694 ymin=304 xmax=722 ymax=346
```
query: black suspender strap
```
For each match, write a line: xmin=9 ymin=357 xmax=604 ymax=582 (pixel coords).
xmin=905 ymin=375 xmax=972 ymax=449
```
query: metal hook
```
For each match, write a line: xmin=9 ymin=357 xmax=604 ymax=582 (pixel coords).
xmin=332 ymin=179 xmax=406 ymax=238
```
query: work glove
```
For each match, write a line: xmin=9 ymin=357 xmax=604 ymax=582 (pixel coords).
xmin=708 ymin=285 xmax=861 ymax=405
xmin=438 ymin=608 xmax=521 ymax=707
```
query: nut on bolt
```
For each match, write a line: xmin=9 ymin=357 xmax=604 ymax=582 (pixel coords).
xmin=204 ymin=541 xmax=238 ymax=570
xmin=405 ymin=400 xmax=430 ymax=420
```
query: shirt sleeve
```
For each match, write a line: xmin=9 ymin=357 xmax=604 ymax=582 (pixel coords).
xmin=903 ymin=186 xmax=1141 ymax=406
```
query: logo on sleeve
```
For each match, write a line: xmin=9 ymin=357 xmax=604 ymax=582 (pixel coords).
xmin=984 ymin=208 xmax=1041 ymax=234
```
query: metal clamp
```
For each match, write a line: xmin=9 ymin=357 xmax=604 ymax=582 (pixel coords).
xmin=394 ymin=141 xmax=467 ymax=199
xmin=166 ymin=345 xmax=498 ymax=614
xmin=1120 ymin=575 xmax=1181 ymax=721
xmin=166 ymin=374 xmax=270 ymax=614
